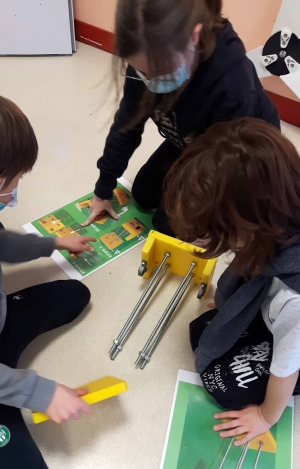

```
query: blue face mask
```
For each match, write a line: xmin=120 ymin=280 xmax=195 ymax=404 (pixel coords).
xmin=0 ymin=187 xmax=18 ymax=211
xmin=136 ymin=63 xmax=191 ymax=94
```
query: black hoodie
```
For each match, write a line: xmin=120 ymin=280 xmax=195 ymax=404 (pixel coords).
xmin=95 ymin=20 xmax=280 ymax=200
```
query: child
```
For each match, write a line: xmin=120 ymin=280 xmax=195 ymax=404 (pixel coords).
xmin=164 ymin=117 xmax=300 ymax=446
xmin=83 ymin=0 xmax=280 ymax=236
xmin=0 ymin=96 xmax=96 ymax=469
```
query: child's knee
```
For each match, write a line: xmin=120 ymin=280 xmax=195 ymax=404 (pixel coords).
xmin=67 ymin=280 xmax=91 ymax=309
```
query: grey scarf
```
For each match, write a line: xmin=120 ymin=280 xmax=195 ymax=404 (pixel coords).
xmin=195 ymin=239 xmax=300 ymax=374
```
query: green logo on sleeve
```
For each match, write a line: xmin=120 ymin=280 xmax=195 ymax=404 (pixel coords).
xmin=0 ymin=426 xmax=10 ymax=447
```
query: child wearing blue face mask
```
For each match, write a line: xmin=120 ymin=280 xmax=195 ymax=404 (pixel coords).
xmin=83 ymin=0 xmax=280 ymax=234
xmin=0 ymin=96 xmax=97 ymax=469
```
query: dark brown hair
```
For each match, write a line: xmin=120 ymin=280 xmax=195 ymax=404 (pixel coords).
xmin=165 ymin=118 xmax=300 ymax=275
xmin=114 ymin=0 xmax=225 ymax=126
xmin=0 ymin=96 xmax=38 ymax=189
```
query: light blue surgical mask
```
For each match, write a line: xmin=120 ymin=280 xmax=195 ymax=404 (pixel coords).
xmin=136 ymin=63 xmax=191 ymax=94
xmin=0 ymin=187 xmax=18 ymax=211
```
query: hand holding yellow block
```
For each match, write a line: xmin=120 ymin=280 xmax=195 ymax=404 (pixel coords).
xmin=32 ymin=376 xmax=128 ymax=424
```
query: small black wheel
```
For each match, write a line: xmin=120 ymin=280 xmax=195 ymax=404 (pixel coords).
xmin=197 ymin=283 xmax=207 ymax=300
xmin=138 ymin=261 xmax=147 ymax=277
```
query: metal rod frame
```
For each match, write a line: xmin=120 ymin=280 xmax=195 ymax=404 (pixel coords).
xmin=109 ymin=252 xmax=170 ymax=359
xmin=140 ymin=273 xmax=193 ymax=369
xmin=135 ymin=262 xmax=196 ymax=368
xmin=252 ymin=442 xmax=264 ymax=469
xmin=218 ymin=438 xmax=263 ymax=469
xmin=235 ymin=441 xmax=250 ymax=469
xmin=217 ymin=438 xmax=235 ymax=469
xmin=110 ymin=264 xmax=170 ymax=360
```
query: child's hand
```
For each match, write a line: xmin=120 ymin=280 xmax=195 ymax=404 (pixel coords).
xmin=82 ymin=196 xmax=118 ymax=226
xmin=213 ymin=405 xmax=271 ymax=446
xmin=45 ymin=384 xmax=91 ymax=423
xmin=55 ymin=236 xmax=96 ymax=253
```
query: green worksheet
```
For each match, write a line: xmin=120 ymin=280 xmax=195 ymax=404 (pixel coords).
xmin=23 ymin=178 xmax=154 ymax=280
xmin=161 ymin=370 xmax=293 ymax=469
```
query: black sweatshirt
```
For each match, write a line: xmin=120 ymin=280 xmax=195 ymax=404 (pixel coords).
xmin=95 ymin=20 xmax=280 ymax=200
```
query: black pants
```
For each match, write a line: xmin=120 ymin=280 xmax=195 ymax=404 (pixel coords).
xmin=190 ymin=309 xmax=300 ymax=409
xmin=0 ymin=280 xmax=90 ymax=469
xmin=132 ymin=139 xmax=182 ymax=236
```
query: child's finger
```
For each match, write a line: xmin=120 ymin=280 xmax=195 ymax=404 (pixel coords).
xmin=81 ymin=244 xmax=93 ymax=252
xmin=207 ymin=302 xmax=216 ymax=309
xmin=80 ymin=401 xmax=92 ymax=416
xmin=75 ymin=386 xmax=89 ymax=397
xmin=107 ymin=207 xmax=119 ymax=220
xmin=215 ymin=411 xmax=240 ymax=420
xmin=219 ymin=426 xmax=247 ymax=439
xmin=234 ymin=433 xmax=251 ymax=447
xmin=81 ymin=237 xmax=97 ymax=243
xmin=214 ymin=420 xmax=240 ymax=431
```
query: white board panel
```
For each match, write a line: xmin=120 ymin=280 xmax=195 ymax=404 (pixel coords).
xmin=0 ymin=0 xmax=73 ymax=55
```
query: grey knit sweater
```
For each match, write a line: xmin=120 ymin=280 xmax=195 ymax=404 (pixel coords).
xmin=0 ymin=230 xmax=56 ymax=413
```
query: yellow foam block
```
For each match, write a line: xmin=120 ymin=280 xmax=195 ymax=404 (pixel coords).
xmin=114 ymin=188 xmax=130 ymax=206
xmin=237 ymin=430 xmax=276 ymax=453
xmin=38 ymin=215 xmax=65 ymax=234
xmin=32 ymin=376 xmax=128 ymax=424
xmin=141 ymin=231 xmax=217 ymax=298
xmin=223 ymin=419 xmax=277 ymax=453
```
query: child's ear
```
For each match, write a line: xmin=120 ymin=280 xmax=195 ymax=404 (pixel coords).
xmin=191 ymin=23 xmax=203 ymax=47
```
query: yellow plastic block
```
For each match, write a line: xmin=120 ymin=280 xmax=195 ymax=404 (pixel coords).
xmin=32 ymin=376 xmax=128 ymax=424
xmin=223 ymin=419 xmax=277 ymax=453
xmin=122 ymin=219 xmax=146 ymax=241
xmin=76 ymin=199 xmax=92 ymax=211
xmin=236 ymin=430 xmax=276 ymax=453
xmin=56 ymin=226 xmax=80 ymax=238
xmin=141 ymin=231 xmax=217 ymax=298
xmin=100 ymin=232 xmax=124 ymax=250
xmin=38 ymin=215 xmax=65 ymax=234
xmin=94 ymin=214 xmax=109 ymax=225
xmin=114 ymin=188 xmax=130 ymax=206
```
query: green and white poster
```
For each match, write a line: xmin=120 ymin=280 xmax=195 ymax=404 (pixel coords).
xmin=23 ymin=178 xmax=154 ymax=280
xmin=161 ymin=370 xmax=294 ymax=469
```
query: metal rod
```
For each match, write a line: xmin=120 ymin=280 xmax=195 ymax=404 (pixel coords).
xmin=109 ymin=253 xmax=170 ymax=356
xmin=135 ymin=262 xmax=196 ymax=367
xmin=252 ymin=442 xmax=264 ymax=469
xmin=217 ymin=438 xmax=235 ymax=469
xmin=140 ymin=273 xmax=193 ymax=369
xmin=235 ymin=441 xmax=250 ymax=469
xmin=110 ymin=264 xmax=170 ymax=360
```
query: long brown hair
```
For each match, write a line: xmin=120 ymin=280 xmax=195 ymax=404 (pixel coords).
xmin=113 ymin=0 xmax=225 ymax=126
xmin=164 ymin=118 xmax=300 ymax=275
xmin=0 ymin=96 xmax=38 ymax=188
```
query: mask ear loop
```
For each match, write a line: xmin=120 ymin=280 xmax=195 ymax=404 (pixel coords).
xmin=0 ymin=179 xmax=6 ymax=191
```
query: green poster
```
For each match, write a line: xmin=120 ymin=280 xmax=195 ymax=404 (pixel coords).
xmin=23 ymin=178 xmax=154 ymax=280
xmin=161 ymin=370 xmax=293 ymax=469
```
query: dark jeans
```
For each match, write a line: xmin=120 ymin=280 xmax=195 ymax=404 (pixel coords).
xmin=132 ymin=139 xmax=182 ymax=236
xmin=0 ymin=280 xmax=90 ymax=469
xmin=190 ymin=309 xmax=300 ymax=409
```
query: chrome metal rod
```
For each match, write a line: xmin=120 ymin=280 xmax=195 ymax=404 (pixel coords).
xmin=109 ymin=252 xmax=170 ymax=356
xmin=252 ymin=442 xmax=264 ymax=469
xmin=140 ymin=273 xmax=193 ymax=369
xmin=217 ymin=438 xmax=235 ymax=469
xmin=235 ymin=441 xmax=250 ymax=469
xmin=110 ymin=264 xmax=170 ymax=360
xmin=135 ymin=262 xmax=196 ymax=366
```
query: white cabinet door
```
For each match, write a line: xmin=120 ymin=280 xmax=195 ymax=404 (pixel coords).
xmin=0 ymin=0 xmax=75 ymax=55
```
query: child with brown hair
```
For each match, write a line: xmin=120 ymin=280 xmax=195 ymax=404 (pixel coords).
xmin=83 ymin=0 xmax=280 ymax=235
xmin=165 ymin=117 xmax=300 ymax=445
xmin=0 ymin=96 xmax=96 ymax=468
